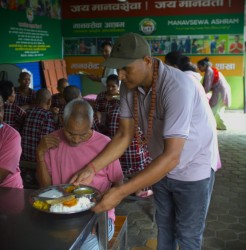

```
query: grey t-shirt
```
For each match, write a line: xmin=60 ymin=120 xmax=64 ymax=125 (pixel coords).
xmin=120 ymin=59 xmax=217 ymax=181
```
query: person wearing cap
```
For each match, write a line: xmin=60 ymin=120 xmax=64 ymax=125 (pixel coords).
xmin=70 ymin=32 xmax=218 ymax=250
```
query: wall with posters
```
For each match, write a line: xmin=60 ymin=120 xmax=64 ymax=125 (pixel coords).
xmin=0 ymin=8 xmax=62 ymax=63
xmin=0 ymin=1 xmax=62 ymax=89
xmin=61 ymin=0 xmax=245 ymax=109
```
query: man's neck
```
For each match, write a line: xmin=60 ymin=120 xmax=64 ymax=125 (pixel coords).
xmin=140 ymin=65 xmax=154 ymax=93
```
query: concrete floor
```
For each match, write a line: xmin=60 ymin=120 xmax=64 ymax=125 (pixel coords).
xmin=115 ymin=111 xmax=246 ymax=250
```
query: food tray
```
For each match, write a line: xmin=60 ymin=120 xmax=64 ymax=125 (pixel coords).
xmin=29 ymin=184 xmax=101 ymax=214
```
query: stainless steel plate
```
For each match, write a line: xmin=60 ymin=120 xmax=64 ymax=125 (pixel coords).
xmin=29 ymin=184 xmax=101 ymax=214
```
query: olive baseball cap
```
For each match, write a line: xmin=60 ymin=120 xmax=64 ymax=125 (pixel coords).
xmin=102 ymin=32 xmax=151 ymax=69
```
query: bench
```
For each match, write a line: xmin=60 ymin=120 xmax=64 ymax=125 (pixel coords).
xmin=108 ymin=215 xmax=128 ymax=250
xmin=19 ymin=160 xmax=39 ymax=189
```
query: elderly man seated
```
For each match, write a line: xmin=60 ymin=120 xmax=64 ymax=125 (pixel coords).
xmin=36 ymin=99 xmax=123 ymax=250
xmin=0 ymin=93 xmax=23 ymax=188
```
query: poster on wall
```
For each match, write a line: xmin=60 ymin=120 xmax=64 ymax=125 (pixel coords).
xmin=0 ymin=0 xmax=61 ymax=19
xmin=61 ymin=0 xmax=244 ymax=77
xmin=0 ymin=8 xmax=62 ymax=63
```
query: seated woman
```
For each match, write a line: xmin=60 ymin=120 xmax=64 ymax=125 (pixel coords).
xmin=94 ymin=74 xmax=120 ymax=135
xmin=14 ymin=72 xmax=36 ymax=110
xmin=0 ymin=80 xmax=26 ymax=132
xmin=0 ymin=92 xmax=23 ymax=188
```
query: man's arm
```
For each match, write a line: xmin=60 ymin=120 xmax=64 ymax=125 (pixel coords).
xmin=0 ymin=168 xmax=11 ymax=184
xmin=36 ymin=161 xmax=51 ymax=188
xmin=70 ymin=117 xmax=134 ymax=185
xmin=229 ymin=43 xmax=236 ymax=53
xmin=0 ymin=129 xmax=22 ymax=185
xmin=203 ymin=69 xmax=213 ymax=93
xmin=92 ymin=136 xmax=186 ymax=213
xmin=36 ymin=135 xmax=60 ymax=187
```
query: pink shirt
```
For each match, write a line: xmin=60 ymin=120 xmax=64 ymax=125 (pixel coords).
xmin=0 ymin=123 xmax=23 ymax=188
xmin=45 ymin=129 xmax=123 ymax=221
xmin=203 ymin=66 xmax=231 ymax=108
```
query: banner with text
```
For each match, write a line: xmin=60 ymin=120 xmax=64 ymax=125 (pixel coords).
xmin=0 ymin=8 xmax=62 ymax=64
xmin=62 ymin=0 xmax=243 ymax=18
xmin=65 ymin=55 xmax=244 ymax=77
xmin=62 ymin=14 xmax=243 ymax=37
xmin=62 ymin=0 xmax=244 ymax=77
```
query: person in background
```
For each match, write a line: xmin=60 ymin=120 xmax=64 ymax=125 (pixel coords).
xmin=79 ymin=39 xmax=86 ymax=54
xmin=0 ymin=94 xmax=23 ymax=188
xmin=87 ymin=41 xmax=118 ymax=90
xmin=164 ymin=50 xmax=182 ymax=66
xmin=184 ymin=36 xmax=191 ymax=53
xmin=21 ymin=88 xmax=56 ymax=187
xmin=217 ymin=39 xmax=226 ymax=54
xmin=165 ymin=51 xmax=204 ymax=89
xmin=177 ymin=39 xmax=185 ymax=53
xmin=0 ymin=80 xmax=26 ymax=132
xmin=70 ymin=32 xmax=218 ymax=250
xmin=21 ymin=88 xmax=56 ymax=162
xmin=14 ymin=72 xmax=36 ymax=110
xmin=94 ymin=74 xmax=120 ymax=134
xmin=56 ymin=85 xmax=82 ymax=129
xmin=108 ymin=101 xmax=153 ymax=197
xmin=95 ymin=75 xmax=153 ymax=197
xmin=197 ymin=57 xmax=231 ymax=130
xmin=36 ymin=99 xmax=123 ymax=250
xmin=210 ymin=35 xmax=219 ymax=54
xmin=229 ymin=34 xmax=243 ymax=54
xmin=51 ymin=78 xmax=69 ymax=109
xmin=191 ymin=39 xmax=203 ymax=53
xmin=170 ymin=38 xmax=178 ymax=52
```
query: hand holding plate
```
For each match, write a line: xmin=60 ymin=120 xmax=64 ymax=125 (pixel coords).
xmin=91 ymin=186 xmax=125 ymax=213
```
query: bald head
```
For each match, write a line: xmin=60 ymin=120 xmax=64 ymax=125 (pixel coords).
xmin=63 ymin=99 xmax=93 ymax=127
xmin=36 ymin=88 xmax=52 ymax=108
xmin=63 ymin=85 xmax=82 ymax=103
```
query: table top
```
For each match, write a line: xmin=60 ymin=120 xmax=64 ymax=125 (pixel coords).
xmin=0 ymin=187 xmax=97 ymax=250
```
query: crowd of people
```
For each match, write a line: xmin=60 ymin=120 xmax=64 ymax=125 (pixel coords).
xmin=0 ymin=32 xmax=232 ymax=250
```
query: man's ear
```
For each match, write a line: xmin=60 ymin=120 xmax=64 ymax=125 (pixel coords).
xmin=143 ymin=56 xmax=152 ymax=66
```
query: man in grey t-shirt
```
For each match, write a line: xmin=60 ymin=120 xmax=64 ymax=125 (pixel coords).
xmin=71 ymin=33 xmax=218 ymax=250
